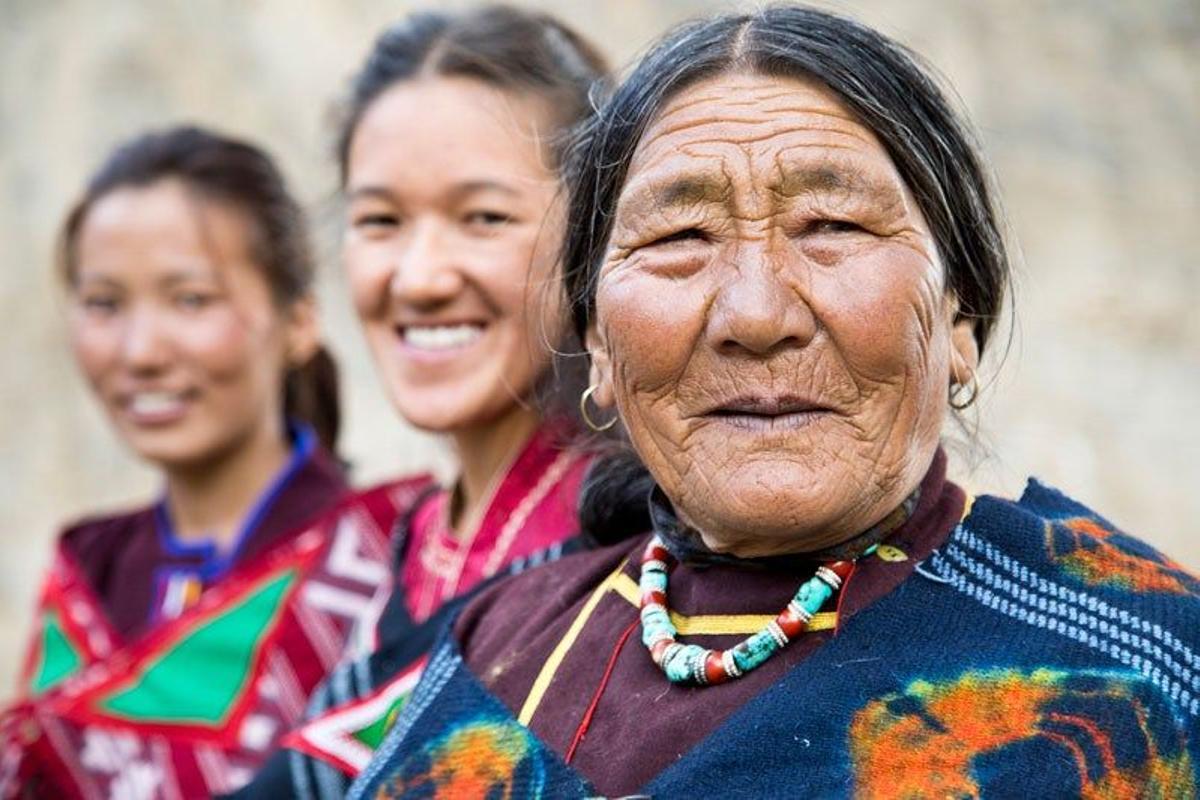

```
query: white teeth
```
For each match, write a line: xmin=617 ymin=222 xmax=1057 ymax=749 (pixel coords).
xmin=403 ymin=324 xmax=483 ymax=351
xmin=130 ymin=392 xmax=185 ymax=415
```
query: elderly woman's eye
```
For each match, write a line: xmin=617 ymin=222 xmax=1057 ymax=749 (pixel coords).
xmin=647 ymin=228 xmax=708 ymax=248
xmin=810 ymin=219 xmax=865 ymax=235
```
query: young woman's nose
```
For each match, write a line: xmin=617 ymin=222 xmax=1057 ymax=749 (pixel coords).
xmin=388 ymin=220 xmax=466 ymax=308
xmin=118 ymin=304 xmax=173 ymax=373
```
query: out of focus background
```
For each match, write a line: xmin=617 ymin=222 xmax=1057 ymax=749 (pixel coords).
xmin=1 ymin=0 xmax=1197 ymax=697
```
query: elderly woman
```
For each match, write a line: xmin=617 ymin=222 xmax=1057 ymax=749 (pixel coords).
xmin=347 ymin=6 xmax=1200 ymax=798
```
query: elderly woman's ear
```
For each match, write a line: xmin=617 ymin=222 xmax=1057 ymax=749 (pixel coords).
xmin=585 ymin=325 xmax=616 ymax=409
xmin=949 ymin=314 xmax=980 ymax=389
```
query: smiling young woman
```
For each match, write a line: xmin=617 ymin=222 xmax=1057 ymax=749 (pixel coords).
xmin=0 ymin=127 xmax=432 ymax=798
xmin=55 ymin=126 xmax=347 ymax=641
xmin=226 ymin=8 xmax=612 ymax=799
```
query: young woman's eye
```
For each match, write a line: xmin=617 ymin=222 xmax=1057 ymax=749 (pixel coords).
xmin=464 ymin=210 xmax=513 ymax=228
xmin=80 ymin=295 xmax=120 ymax=315
xmin=175 ymin=291 xmax=215 ymax=311
xmin=353 ymin=213 xmax=400 ymax=229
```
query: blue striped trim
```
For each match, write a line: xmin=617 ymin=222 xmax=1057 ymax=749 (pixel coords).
xmin=955 ymin=527 xmax=1200 ymax=672
xmin=929 ymin=524 xmax=1200 ymax=718
xmin=507 ymin=540 xmax=565 ymax=575
xmin=346 ymin=642 xmax=462 ymax=800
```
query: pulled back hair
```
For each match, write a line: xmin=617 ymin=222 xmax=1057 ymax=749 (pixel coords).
xmin=563 ymin=5 xmax=1011 ymax=542
xmin=335 ymin=4 xmax=609 ymax=184
xmin=59 ymin=125 xmax=341 ymax=453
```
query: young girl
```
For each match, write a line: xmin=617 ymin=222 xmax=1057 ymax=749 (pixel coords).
xmin=3 ymin=127 xmax=420 ymax=798
xmin=233 ymin=7 xmax=610 ymax=798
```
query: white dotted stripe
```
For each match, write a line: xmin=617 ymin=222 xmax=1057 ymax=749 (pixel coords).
xmin=929 ymin=546 xmax=1200 ymax=717
xmin=942 ymin=541 xmax=1199 ymax=693
xmin=955 ymin=526 xmax=1200 ymax=673
xmin=507 ymin=541 xmax=565 ymax=575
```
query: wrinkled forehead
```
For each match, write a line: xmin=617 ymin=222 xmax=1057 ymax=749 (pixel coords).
xmin=620 ymin=71 xmax=907 ymax=210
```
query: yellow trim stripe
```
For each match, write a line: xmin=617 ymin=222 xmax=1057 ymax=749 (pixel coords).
xmin=517 ymin=561 xmax=628 ymax=726
xmin=961 ymin=492 xmax=976 ymax=522
xmin=611 ymin=573 xmax=836 ymax=634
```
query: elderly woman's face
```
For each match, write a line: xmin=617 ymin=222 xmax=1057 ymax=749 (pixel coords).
xmin=589 ymin=73 xmax=977 ymax=556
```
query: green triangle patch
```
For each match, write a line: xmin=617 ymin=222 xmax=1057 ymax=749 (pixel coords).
xmin=351 ymin=694 xmax=408 ymax=749
xmin=96 ymin=569 xmax=297 ymax=725
xmin=288 ymin=656 xmax=426 ymax=775
xmin=29 ymin=610 xmax=85 ymax=695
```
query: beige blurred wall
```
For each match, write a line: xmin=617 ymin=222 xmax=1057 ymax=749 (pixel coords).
xmin=1 ymin=0 xmax=1196 ymax=698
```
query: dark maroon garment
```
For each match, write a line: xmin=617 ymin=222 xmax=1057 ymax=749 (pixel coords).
xmin=61 ymin=436 xmax=347 ymax=642
xmin=456 ymin=449 xmax=964 ymax=797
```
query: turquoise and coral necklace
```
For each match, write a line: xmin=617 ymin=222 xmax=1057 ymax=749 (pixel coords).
xmin=638 ymin=535 xmax=876 ymax=686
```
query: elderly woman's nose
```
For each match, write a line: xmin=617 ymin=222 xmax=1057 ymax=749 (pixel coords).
xmin=707 ymin=247 xmax=816 ymax=356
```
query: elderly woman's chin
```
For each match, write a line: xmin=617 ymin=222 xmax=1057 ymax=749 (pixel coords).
xmin=660 ymin=424 xmax=914 ymax=558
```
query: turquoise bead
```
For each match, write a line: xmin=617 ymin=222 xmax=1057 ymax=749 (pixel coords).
xmin=642 ymin=571 xmax=668 ymax=592
xmin=794 ymin=578 xmax=832 ymax=615
xmin=731 ymin=629 xmax=779 ymax=672
xmin=663 ymin=643 xmax=707 ymax=683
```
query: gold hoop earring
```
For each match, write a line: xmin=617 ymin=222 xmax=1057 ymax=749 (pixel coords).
xmin=949 ymin=370 xmax=980 ymax=411
xmin=580 ymin=384 xmax=617 ymax=432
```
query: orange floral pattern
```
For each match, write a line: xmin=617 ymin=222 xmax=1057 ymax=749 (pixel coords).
xmin=849 ymin=668 xmax=1194 ymax=799
xmin=1046 ymin=516 xmax=1198 ymax=596
xmin=376 ymin=716 xmax=542 ymax=799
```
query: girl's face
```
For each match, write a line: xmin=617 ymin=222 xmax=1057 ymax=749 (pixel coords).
xmin=343 ymin=76 xmax=566 ymax=433
xmin=69 ymin=178 xmax=312 ymax=470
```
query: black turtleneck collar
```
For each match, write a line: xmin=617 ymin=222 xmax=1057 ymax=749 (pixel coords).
xmin=647 ymin=451 xmax=951 ymax=569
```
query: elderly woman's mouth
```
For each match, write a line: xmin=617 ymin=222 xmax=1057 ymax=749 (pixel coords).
xmin=704 ymin=396 xmax=833 ymax=432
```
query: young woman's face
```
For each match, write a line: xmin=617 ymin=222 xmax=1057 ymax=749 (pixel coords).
xmin=343 ymin=76 xmax=565 ymax=433
xmin=69 ymin=178 xmax=305 ymax=470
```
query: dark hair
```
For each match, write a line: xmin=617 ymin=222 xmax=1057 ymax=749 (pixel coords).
xmin=563 ymin=5 xmax=1011 ymax=541
xmin=59 ymin=125 xmax=341 ymax=453
xmin=336 ymin=4 xmax=609 ymax=184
